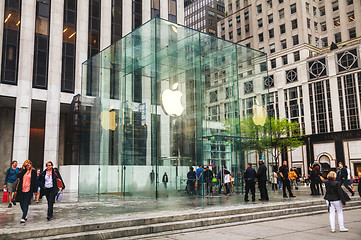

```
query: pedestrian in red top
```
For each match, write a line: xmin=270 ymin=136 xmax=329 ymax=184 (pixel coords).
xmin=15 ymin=160 xmax=38 ymax=224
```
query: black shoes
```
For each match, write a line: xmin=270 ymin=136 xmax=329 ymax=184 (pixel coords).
xmin=8 ymin=203 xmax=12 ymax=208
xmin=47 ymin=216 xmax=53 ymax=221
xmin=283 ymin=195 xmax=288 ymax=198
xmin=290 ymin=195 xmax=296 ymax=198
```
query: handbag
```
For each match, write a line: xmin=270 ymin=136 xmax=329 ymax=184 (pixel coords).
xmin=56 ymin=192 xmax=63 ymax=202
xmin=54 ymin=171 xmax=64 ymax=189
xmin=341 ymin=188 xmax=351 ymax=202
xmin=2 ymin=188 xmax=8 ymax=203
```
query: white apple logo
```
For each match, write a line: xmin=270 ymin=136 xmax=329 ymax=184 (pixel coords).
xmin=252 ymin=99 xmax=267 ymax=126
xmin=161 ymin=83 xmax=184 ymax=116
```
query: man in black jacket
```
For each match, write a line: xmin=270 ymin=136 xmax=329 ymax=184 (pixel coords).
xmin=279 ymin=161 xmax=295 ymax=198
xmin=336 ymin=162 xmax=354 ymax=196
xmin=244 ymin=163 xmax=256 ymax=201
xmin=257 ymin=159 xmax=269 ymax=201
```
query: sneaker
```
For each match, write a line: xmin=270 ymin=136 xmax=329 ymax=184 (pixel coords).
xmin=8 ymin=203 xmax=12 ymax=208
xmin=340 ymin=228 xmax=348 ymax=232
xmin=24 ymin=217 xmax=27 ymax=221
xmin=36 ymin=200 xmax=39 ymax=203
xmin=12 ymin=201 xmax=16 ymax=206
xmin=290 ymin=195 xmax=296 ymax=198
xmin=331 ymin=229 xmax=335 ymax=233
xmin=20 ymin=219 xmax=26 ymax=224
xmin=283 ymin=195 xmax=288 ymax=198
xmin=351 ymin=192 xmax=355 ymax=196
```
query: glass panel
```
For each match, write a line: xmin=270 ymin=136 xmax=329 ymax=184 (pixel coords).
xmin=79 ymin=18 xmax=268 ymax=198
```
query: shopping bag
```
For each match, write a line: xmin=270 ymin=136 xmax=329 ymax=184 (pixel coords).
xmin=56 ymin=192 xmax=63 ymax=202
xmin=2 ymin=188 xmax=8 ymax=203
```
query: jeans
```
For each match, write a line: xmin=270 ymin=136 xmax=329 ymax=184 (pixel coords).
xmin=326 ymin=200 xmax=344 ymax=230
xmin=291 ymin=179 xmax=298 ymax=189
xmin=340 ymin=180 xmax=354 ymax=195
xmin=197 ymin=180 xmax=203 ymax=195
xmin=44 ymin=188 xmax=57 ymax=218
xmin=20 ymin=191 xmax=32 ymax=219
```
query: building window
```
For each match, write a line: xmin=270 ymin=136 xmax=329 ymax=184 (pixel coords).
xmin=33 ymin=0 xmax=51 ymax=89
xmin=336 ymin=48 xmax=359 ymax=72
xmin=62 ymin=0 xmax=77 ymax=93
xmin=348 ymin=11 xmax=355 ymax=22
xmin=260 ymin=62 xmax=267 ymax=71
xmin=281 ymin=39 xmax=287 ymax=49
xmin=1 ymin=0 xmax=22 ymax=85
xmin=229 ymin=31 xmax=233 ymax=39
xmin=282 ymin=55 xmax=288 ymax=65
xmin=314 ymin=22 xmax=318 ymax=32
xmin=244 ymin=11 xmax=249 ymax=20
xmin=112 ymin=0 xmax=122 ymax=43
xmin=268 ymin=14 xmax=273 ymax=24
xmin=290 ymin=3 xmax=296 ymax=14
xmin=334 ymin=32 xmax=342 ymax=43
xmin=319 ymin=6 xmax=325 ymax=16
xmin=286 ymin=68 xmax=298 ymax=83
xmin=280 ymin=24 xmax=285 ymax=34
xmin=267 ymin=0 xmax=272 ymax=9
xmin=245 ymin=24 xmax=249 ymax=32
xmin=347 ymin=0 xmax=353 ymax=5
xmin=313 ymin=6 xmax=317 ymax=16
xmin=308 ymin=58 xmax=327 ymax=80
xmin=264 ymin=75 xmax=274 ymax=89
xmin=294 ymin=51 xmax=300 ymax=61
xmin=257 ymin=4 xmax=262 ymax=14
xmin=279 ymin=8 xmax=284 ymax=19
xmin=221 ymin=23 xmax=225 ymax=31
xmin=291 ymin=19 xmax=297 ymax=30
xmin=321 ymin=37 xmax=328 ymax=47
xmin=270 ymin=44 xmax=275 ymax=53
xmin=279 ymin=0 xmax=283 ymax=3
xmin=306 ymin=2 xmax=309 ymax=13
xmin=133 ymin=0 xmax=142 ymax=29
xmin=258 ymin=18 xmax=263 ymax=28
xmin=270 ymin=58 xmax=276 ymax=68
xmin=237 ymin=27 xmax=241 ymax=36
xmin=88 ymin=0 xmax=101 ymax=57
xmin=258 ymin=33 xmax=264 ymax=42
xmin=307 ymin=18 xmax=310 ymax=28
xmin=292 ymin=35 xmax=299 ymax=45
xmin=229 ymin=19 xmax=232 ymax=27
xmin=269 ymin=29 xmax=274 ymax=38
xmin=228 ymin=3 xmax=232 ymax=12
xmin=349 ymin=28 xmax=356 ymax=39
xmin=321 ymin=22 xmax=327 ymax=32
xmin=236 ymin=15 xmax=241 ymax=23
xmin=236 ymin=0 xmax=240 ymax=8
xmin=333 ymin=16 xmax=340 ymax=27
xmin=332 ymin=1 xmax=339 ymax=11
xmin=244 ymin=81 xmax=253 ymax=94
xmin=308 ymin=34 xmax=312 ymax=44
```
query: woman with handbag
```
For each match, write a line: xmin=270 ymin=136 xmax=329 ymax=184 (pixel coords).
xmin=38 ymin=161 xmax=65 ymax=220
xmin=15 ymin=160 xmax=38 ymax=223
xmin=324 ymin=171 xmax=349 ymax=233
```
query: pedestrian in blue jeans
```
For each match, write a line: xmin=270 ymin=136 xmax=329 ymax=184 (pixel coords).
xmin=336 ymin=162 xmax=354 ymax=196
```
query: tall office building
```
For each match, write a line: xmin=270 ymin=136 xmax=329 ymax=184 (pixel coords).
xmin=218 ymin=0 xmax=361 ymax=178
xmin=0 ymin=0 xmax=184 ymax=186
xmin=184 ymin=0 xmax=225 ymax=35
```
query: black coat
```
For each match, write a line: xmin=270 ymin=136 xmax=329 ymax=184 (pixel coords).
xmin=358 ymin=180 xmax=361 ymax=197
xmin=336 ymin=167 xmax=347 ymax=181
xmin=324 ymin=179 xmax=347 ymax=204
xmin=15 ymin=169 xmax=38 ymax=202
xmin=244 ymin=167 xmax=256 ymax=181
xmin=256 ymin=164 xmax=267 ymax=181
xmin=38 ymin=168 xmax=65 ymax=198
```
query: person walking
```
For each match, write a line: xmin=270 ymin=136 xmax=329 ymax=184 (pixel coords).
xmin=314 ymin=165 xmax=324 ymax=195
xmin=336 ymin=162 xmax=354 ymax=196
xmin=324 ymin=171 xmax=349 ymax=233
xmin=217 ymin=166 xmax=231 ymax=195
xmin=15 ymin=160 xmax=37 ymax=223
xmin=309 ymin=167 xmax=317 ymax=195
xmin=279 ymin=161 xmax=295 ymax=198
xmin=38 ymin=161 xmax=65 ymax=220
xmin=345 ymin=166 xmax=355 ymax=192
xmin=243 ymin=163 xmax=256 ymax=202
xmin=271 ymin=170 xmax=278 ymax=191
xmin=256 ymin=159 xmax=269 ymax=201
xmin=196 ymin=165 xmax=203 ymax=196
xmin=162 ymin=172 xmax=168 ymax=189
xmin=34 ymin=169 xmax=41 ymax=203
xmin=289 ymin=167 xmax=298 ymax=190
xmin=4 ymin=160 xmax=19 ymax=208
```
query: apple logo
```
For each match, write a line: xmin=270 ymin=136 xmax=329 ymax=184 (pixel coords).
xmin=252 ymin=99 xmax=267 ymax=126
xmin=161 ymin=83 xmax=184 ymax=116
xmin=100 ymin=109 xmax=118 ymax=131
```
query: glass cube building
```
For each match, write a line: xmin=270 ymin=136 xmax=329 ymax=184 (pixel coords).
xmin=79 ymin=18 xmax=268 ymax=197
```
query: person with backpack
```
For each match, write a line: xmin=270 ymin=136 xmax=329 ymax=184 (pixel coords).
xmin=4 ymin=160 xmax=19 ymax=208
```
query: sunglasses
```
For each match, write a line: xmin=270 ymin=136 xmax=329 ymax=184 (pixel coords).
xmin=46 ymin=164 xmax=52 ymax=167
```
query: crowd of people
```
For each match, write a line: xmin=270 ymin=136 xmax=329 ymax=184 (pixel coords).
xmin=3 ymin=160 xmax=65 ymax=224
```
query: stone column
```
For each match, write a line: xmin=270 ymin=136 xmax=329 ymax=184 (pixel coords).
xmin=0 ymin=0 xmax=5 ymax=69
xmin=177 ymin=0 xmax=184 ymax=25
xmin=100 ymin=0 xmax=111 ymax=50
xmin=74 ymin=0 xmax=89 ymax=94
xmin=43 ymin=0 xmax=64 ymax=168
xmin=160 ymin=0 xmax=168 ymax=19
xmin=143 ymin=0 xmax=151 ymax=23
xmin=12 ymin=0 xmax=36 ymax=166
xmin=122 ymin=0 xmax=132 ymax=36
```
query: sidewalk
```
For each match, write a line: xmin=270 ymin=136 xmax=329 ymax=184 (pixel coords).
xmin=0 ymin=185 xmax=359 ymax=235
xmin=146 ymin=208 xmax=361 ymax=240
